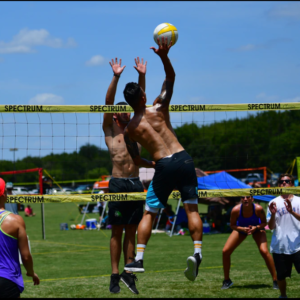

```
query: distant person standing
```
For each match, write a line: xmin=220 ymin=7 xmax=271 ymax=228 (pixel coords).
xmin=5 ymin=182 xmax=18 ymax=215
xmin=0 ymin=178 xmax=40 ymax=298
xmin=267 ymin=173 xmax=300 ymax=298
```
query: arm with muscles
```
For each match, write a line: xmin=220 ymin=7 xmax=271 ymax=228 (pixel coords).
xmin=17 ymin=216 xmax=40 ymax=285
xmin=267 ymin=202 xmax=277 ymax=230
xmin=285 ymin=198 xmax=300 ymax=221
xmin=133 ymin=57 xmax=147 ymax=92
xmin=124 ymin=130 xmax=155 ymax=169
xmin=103 ymin=58 xmax=126 ymax=131
xmin=248 ymin=205 xmax=267 ymax=235
xmin=230 ymin=207 xmax=249 ymax=234
xmin=151 ymin=37 xmax=175 ymax=107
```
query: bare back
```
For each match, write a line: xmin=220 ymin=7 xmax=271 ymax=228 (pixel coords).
xmin=127 ymin=104 xmax=184 ymax=162
xmin=104 ymin=120 xmax=141 ymax=178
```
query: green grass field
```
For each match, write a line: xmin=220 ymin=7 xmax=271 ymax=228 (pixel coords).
xmin=19 ymin=202 xmax=299 ymax=298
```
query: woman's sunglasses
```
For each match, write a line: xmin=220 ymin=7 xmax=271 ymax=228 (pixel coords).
xmin=278 ymin=179 xmax=291 ymax=184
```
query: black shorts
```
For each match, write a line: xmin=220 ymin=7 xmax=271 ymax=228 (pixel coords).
xmin=273 ymin=250 xmax=300 ymax=280
xmin=0 ymin=277 xmax=21 ymax=298
xmin=146 ymin=150 xmax=198 ymax=208
xmin=108 ymin=177 xmax=144 ymax=225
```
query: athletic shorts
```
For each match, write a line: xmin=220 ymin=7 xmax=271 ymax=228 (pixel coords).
xmin=272 ymin=250 xmax=300 ymax=280
xmin=0 ymin=277 xmax=21 ymax=298
xmin=146 ymin=150 xmax=198 ymax=209
xmin=108 ymin=177 xmax=144 ymax=225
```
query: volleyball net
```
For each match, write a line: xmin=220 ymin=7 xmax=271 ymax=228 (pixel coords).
xmin=1 ymin=103 xmax=300 ymax=204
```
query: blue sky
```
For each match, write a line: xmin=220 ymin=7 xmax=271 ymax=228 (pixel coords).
xmin=0 ymin=1 xmax=300 ymax=161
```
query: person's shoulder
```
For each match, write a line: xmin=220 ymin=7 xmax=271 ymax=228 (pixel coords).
xmin=231 ymin=204 xmax=241 ymax=214
xmin=270 ymin=196 xmax=281 ymax=204
xmin=4 ymin=213 xmax=24 ymax=226
xmin=293 ymin=195 xmax=300 ymax=202
xmin=254 ymin=203 xmax=263 ymax=211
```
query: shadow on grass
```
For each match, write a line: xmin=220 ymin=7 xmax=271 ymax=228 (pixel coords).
xmin=231 ymin=284 xmax=271 ymax=289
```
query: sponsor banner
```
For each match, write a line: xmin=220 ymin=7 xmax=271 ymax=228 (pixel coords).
xmin=0 ymin=103 xmax=299 ymax=113
xmin=6 ymin=187 xmax=300 ymax=203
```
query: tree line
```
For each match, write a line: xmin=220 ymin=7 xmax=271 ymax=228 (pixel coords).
xmin=0 ymin=110 xmax=299 ymax=184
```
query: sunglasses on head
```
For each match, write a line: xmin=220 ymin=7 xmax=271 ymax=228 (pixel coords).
xmin=279 ymin=179 xmax=291 ymax=184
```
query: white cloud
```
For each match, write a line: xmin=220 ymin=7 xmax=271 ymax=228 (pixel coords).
xmin=282 ymin=96 xmax=300 ymax=102
xmin=189 ymin=96 xmax=208 ymax=104
xmin=267 ymin=3 xmax=300 ymax=20
xmin=85 ymin=55 xmax=106 ymax=66
xmin=0 ymin=28 xmax=77 ymax=54
xmin=29 ymin=93 xmax=64 ymax=104
xmin=229 ymin=38 xmax=292 ymax=52
xmin=255 ymin=93 xmax=279 ymax=102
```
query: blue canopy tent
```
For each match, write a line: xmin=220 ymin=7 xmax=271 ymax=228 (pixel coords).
xmin=197 ymin=171 xmax=275 ymax=202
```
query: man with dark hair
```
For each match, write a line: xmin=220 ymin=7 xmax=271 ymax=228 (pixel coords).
xmin=123 ymin=37 xmax=203 ymax=283
xmin=267 ymin=173 xmax=300 ymax=298
xmin=102 ymin=57 xmax=155 ymax=294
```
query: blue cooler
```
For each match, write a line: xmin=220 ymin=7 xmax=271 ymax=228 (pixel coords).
xmin=203 ymin=222 xmax=210 ymax=234
xmin=86 ymin=218 xmax=97 ymax=230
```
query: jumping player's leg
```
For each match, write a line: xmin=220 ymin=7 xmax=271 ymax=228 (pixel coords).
xmin=110 ymin=225 xmax=124 ymax=274
xmin=136 ymin=209 xmax=158 ymax=245
xmin=123 ymin=224 xmax=138 ymax=266
xmin=252 ymin=231 xmax=277 ymax=282
xmin=222 ymin=230 xmax=247 ymax=281
xmin=184 ymin=202 xmax=203 ymax=242
xmin=183 ymin=201 xmax=203 ymax=281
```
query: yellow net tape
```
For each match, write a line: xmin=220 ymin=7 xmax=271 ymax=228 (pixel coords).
xmin=0 ymin=102 xmax=299 ymax=113
xmin=6 ymin=187 xmax=300 ymax=204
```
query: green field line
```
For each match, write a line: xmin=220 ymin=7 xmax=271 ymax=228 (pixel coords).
xmin=32 ymin=249 xmax=109 ymax=255
xmin=23 ymin=266 xmax=226 ymax=283
xmin=30 ymin=240 xmax=109 ymax=249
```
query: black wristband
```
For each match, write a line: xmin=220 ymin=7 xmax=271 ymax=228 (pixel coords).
xmin=114 ymin=73 xmax=120 ymax=78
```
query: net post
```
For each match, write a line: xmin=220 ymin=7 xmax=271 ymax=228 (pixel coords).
xmin=38 ymin=168 xmax=46 ymax=240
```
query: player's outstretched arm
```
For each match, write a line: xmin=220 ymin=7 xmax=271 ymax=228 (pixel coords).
xmin=133 ymin=57 xmax=147 ymax=92
xmin=124 ymin=129 xmax=155 ymax=168
xmin=151 ymin=37 xmax=175 ymax=107
xmin=103 ymin=58 xmax=126 ymax=130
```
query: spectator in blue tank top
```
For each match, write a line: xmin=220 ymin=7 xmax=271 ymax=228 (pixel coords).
xmin=221 ymin=195 xmax=278 ymax=290
xmin=0 ymin=178 xmax=40 ymax=298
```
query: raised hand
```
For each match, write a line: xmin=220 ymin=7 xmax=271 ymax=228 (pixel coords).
xmin=134 ymin=57 xmax=147 ymax=75
xmin=269 ymin=202 xmax=277 ymax=215
xmin=150 ymin=36 xmax=172 ymax=57
xmin=284 ymin=199 xmax=293 ymax=213
xmin=109 ymin=58 xmax=126 ymax=76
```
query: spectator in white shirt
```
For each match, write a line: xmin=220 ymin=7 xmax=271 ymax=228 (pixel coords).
xmin=4 ymin=182 xmax=18 ymax=215
xmin=267 ymin=173 xmax=300 ymax=298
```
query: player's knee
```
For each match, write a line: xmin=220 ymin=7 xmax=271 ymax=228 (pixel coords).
xmin=111 ymin=225 xmax=124 ymax=238
xmin=259 ymin=248 xmax=269 ymax=258
xmin=222 ymin=247 xmax=231 ymax=256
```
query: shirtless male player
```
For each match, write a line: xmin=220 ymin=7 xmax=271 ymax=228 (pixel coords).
xmin=123 ymin=37 xmax=203 ymax=282
xmin=103 ymin=57 xmax=155 ymax=294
